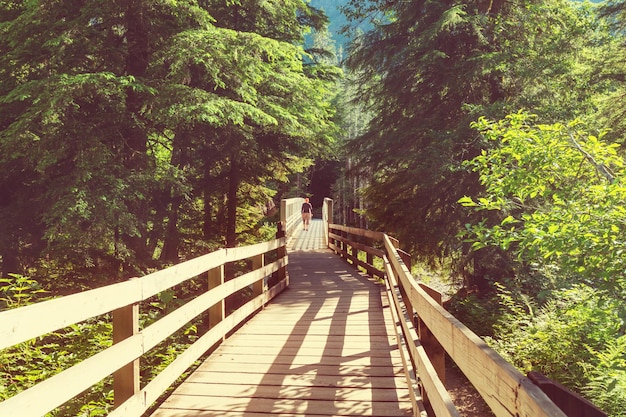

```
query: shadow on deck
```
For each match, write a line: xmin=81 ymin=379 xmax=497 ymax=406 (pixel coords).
xmin=149 ymin=219 xmax=413 ymax=417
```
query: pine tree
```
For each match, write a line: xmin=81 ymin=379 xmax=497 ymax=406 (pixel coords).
xmin=0 ymin=1 xmax=340 ymax=284
xmin=343 ymin=0 xmax=604 ymax=288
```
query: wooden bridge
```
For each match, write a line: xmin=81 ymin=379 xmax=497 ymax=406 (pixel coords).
xmin=0 ymin=198 xmax=594 ymax=417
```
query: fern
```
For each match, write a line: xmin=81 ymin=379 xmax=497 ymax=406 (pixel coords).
xmin=583 ymin=335 xmax=626 ymax=417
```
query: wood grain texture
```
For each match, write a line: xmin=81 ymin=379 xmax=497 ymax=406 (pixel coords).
xmin=149 ymin=247 xmax=414 ymax=417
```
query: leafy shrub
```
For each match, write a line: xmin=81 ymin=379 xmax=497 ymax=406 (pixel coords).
xmin=445 ymin=289 xmax=502 ymax=337
xmin=0 ymin=275 xmax=199 ymax=416
xmin=0 ymin=274 xmax=48 ymax=310
xmin=485 ymin=284 xmax=624 ymax=415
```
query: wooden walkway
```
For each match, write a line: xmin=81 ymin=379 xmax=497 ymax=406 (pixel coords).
xmin=149 ymin=219 xmax=412 ymax=417
xmin=288 ymin=218 xmax=327 ymax=251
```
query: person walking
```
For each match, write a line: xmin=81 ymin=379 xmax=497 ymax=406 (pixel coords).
xmin=301 ymin=197 xmax=313 ymax=231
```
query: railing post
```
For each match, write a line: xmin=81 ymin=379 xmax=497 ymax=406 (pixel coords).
xmin=396 ymin=248 xmax=417 ymax=329
xmin=351 ymin=234 xmax=359 ymax=267
xmin=418 ymin=282 xmax=446 ymax=386
xmin=280 ymin=199 xmax=287 ymax=238
xmin=395 ymin=247 xmax=446 ymax=405
xmin=323 ymin=198 xmax=333 ymax=247
xmin=208 ymin=265 xmax=225 ymax=336
xmin=276 ymin=221 xmax=288 ymax=286
xmin=252 ymin=253 xmax=265 ymax=302
xmin=112 ymin=288 xmax=140 ymax=408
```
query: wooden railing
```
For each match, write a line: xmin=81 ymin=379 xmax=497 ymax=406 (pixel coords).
xmin=1 ymin=196 xmax=599 ymax=417
xmin=327 ymin=222 xmax=569 ymax=417
xmin=280 ymin=196 xmax=304 ymax=241
xmin=0 ymin=235 xmax=288 ymax=417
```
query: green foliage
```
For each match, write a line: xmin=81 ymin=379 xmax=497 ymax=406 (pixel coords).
xmin=484 ymin=285 xmax=625 ymax=415
xmin=596 ymin=0 xmax=626 ymax=144
xmin=584 ymin=335 xmax=626 ymax=417
xmin=0 ymin=0 xmax=340 ymax=282
xmin=341 ymin=0 xmax=605 ymax=288
xmin=460 ymin=112 xmax=626 ymax=413
xmin=445 ymin=290 xmax=502 ymax=337
xmin=0 ymin=274 xmax=47 ymax=310
xmin=462 ymin=112 xmax=626 ymax=297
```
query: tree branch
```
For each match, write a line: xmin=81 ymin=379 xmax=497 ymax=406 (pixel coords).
xmin=569 ymin=133 xmax=616 ymax=183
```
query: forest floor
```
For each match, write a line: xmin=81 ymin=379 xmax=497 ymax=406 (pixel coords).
xmin=445 ymin=364 xmax=495 ymax=416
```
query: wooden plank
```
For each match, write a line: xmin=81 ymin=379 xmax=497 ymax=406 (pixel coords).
xmin=0 ymin=278 xmax=141 ymax=349
xmin=233 ymin=323 xmax=394 ymax=336
xmin=185 ymin=371 xmax=408 ymax=389
xmin=211 ymin=345 xmax=403 ymax=359
xmin=148 ymin=249 xmax=414 ymax=417
xmin=213 ymin=334 xmax=398 ymax=351
xmin=194 ymin=361 xmax=403 ymax=378
xmin=158 ymin=395 xmax=411 ymax=417
xmin=204 ymin=353 xmax=404 ymax=369
xmin=243 ymin=314 xmax=388 ymax=323
xmin=171 ymin=382 xmax=410 ymax=402
xmin=152 ymin=411 xmax=337 ymax=417
xmin=212 ymin=334 xmax=400 ymax=351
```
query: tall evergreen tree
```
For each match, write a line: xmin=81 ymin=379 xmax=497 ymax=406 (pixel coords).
xmin=343 ymin=0 xmax=604 ymax=288
xmin=0 ymin=1 xmax=339 ymax=284
xmin=597 ymin=0 xmax=626 ymax=143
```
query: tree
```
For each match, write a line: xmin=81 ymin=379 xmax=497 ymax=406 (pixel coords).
xmin=461 ymin=112 xmax=626 ymax=416
xmin=341 ymin=0 xmax=606 ymax=288
xmin=597 ymin=0 xmax=626 ymax=143
xmin=461 ymin=112 xmax=626 ymax=298
xmin=0 ymin=0 xmax=340 ymax=285
xmin=158 ymin=0 xmax=340 ymax=248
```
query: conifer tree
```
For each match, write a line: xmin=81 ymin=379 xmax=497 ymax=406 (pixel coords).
xmin=343 ymin=0 xmax=604 ymax=288
xmin=0 ymin=1 xmax=339 ymax=283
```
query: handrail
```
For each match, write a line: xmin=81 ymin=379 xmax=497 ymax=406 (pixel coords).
xmin=280 ymin=197 xmax=304 ymax=241
xmin=0 ymin=236 xmax=288 ymax=417
xmin=326 ymin=221 xmax=569 ymax=417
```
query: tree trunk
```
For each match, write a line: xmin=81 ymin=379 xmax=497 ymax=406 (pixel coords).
xmin=202 ymin=156 xmax=220 ymax=241
xmin=159 ymin=132 xmax=189 ymax=263
xmin=226 ymin=155 xmax=240 ymax=248
xmin=121 ymin=0 xmax=151 ymax=274
xmin=160 ymin=195 xmax=182 ymax=263
xmin=0 ymin=244 xmax=20 ymax=277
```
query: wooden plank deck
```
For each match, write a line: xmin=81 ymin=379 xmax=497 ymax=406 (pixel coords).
xmin=288 ymin=218 xmax=327 ymax=251
xmin=149 ymin=219 xmax=413 ymax=417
